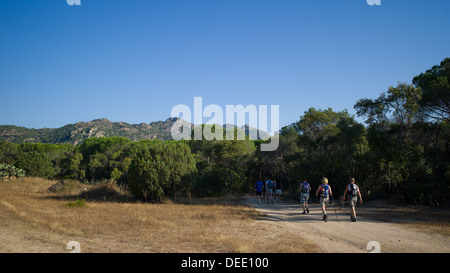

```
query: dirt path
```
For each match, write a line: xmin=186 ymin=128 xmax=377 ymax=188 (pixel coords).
xmin=244 ymin=196 xmax=450 ymax=253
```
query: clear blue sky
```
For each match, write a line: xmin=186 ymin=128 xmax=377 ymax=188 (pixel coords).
xmin=1 ymin=0 xmax=449 ymax=129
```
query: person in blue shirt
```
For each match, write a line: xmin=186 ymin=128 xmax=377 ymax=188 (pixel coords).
xmin=315 ymin=177 xmax=333 ymax=222
xmin=254 ymin=179 xmax=264 ymax=205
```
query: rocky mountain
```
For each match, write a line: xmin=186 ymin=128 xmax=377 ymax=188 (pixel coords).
xmin=0 ymin=118 xmax=271 ymax=145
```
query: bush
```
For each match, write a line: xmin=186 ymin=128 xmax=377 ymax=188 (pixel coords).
xmin=0 ymin=163 xmax=25 ymax=179
xmin=15 ymin=151 xmax=54 ymax=179
xmin=194 ymin=165 xmax=235 ymax=197
xmin=64 ymin=199 xmax=87 ymax=208
xmin=128 ymin=141 xmax=197 ymax=202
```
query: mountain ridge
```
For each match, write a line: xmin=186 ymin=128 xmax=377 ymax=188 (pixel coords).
xmin=0 ymin=118 xmax=271 ymax=145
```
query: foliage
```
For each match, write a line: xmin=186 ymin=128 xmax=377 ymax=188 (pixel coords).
xmin=15 ymin=151 xmax=54 ymax=179
xmin=64 ymin=199 xmax=87 ymax=208
xmin=188 ymin=136 xmax=256 ymax=197
xmin=413 ymin=57 xmax=450 ymax=122
xmin=0 ymin=163 xmax=26 ymax=179
xmin=128 ymin=140 xmax=197 ymax=201
xmin=0 ymin=58 xmax=448 ymax=205
xmin=0 ymin=141 xmax=20 ymax=164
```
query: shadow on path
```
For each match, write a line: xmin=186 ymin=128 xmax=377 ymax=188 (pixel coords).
xmin=245 ymin=195 xmax=375 ymax=224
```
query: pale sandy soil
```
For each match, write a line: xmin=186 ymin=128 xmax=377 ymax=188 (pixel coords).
xmin=243 ymin=195 xmax=450 ymax=253
xmin=1 ymin=177 xmax=448 ymax=253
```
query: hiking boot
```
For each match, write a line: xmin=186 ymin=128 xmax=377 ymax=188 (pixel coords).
xmin=352 ymin=217 xmax=357 ymax=222
xmin=323 ymin=215 xmax=328 ymax=222
xmin=306 ymin=208 xmax=309 ymax=214
xmin=302 ymin=211 xmax=306 ymax=214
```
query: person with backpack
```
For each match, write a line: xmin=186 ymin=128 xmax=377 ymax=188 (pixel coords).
xmin=343 ymin=177 xmax=363 ymax=222
xmin=254 ymin=179 xmax=265 ymax=205
xmin=261 ymin=180 xmax=267 ymax=199
xmin=300 ymin=178 xmax=311 ymax=214
xmin=275 ymin=180 xmax=282 ymax=203
xmin=315 ymin=177 xmax=333 ymax=222
xmin=266 ymin=178 xmax=274 ymax=204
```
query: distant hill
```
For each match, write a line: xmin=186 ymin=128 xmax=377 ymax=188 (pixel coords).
xmin=0 ymin=118 xmax=271 ymax=145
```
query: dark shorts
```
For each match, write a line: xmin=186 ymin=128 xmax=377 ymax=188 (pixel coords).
xmin=256 ymin=191 xmax=262 ymax=196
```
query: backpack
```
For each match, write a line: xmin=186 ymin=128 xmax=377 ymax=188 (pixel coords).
xmin=320 ymin=184 xmax=330 ymax=197
xmin=267 ymin=180 xmax=273 ymax=189
xmin=348 ymin=184 xmax=358 ymax=197
xmin=301 ymin=182 xmax=309 ymax=194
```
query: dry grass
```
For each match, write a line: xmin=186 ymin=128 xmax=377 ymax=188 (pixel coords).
xmin=0 ymin=177 xmax=318 ymax=253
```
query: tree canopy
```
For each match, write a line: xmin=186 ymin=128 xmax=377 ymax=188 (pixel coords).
xmin=1 ymin=57 xmax=449 ymax=205
xmin=413 ymin=57 xmax=450 ymax=122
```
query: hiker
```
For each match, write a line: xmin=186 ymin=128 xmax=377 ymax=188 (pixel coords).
xmin=300 ymin=178 xmax=311 ymax=214
xmin=254 ymin=179 xmax=265 ymax=205
xmin=315 ymin=177 xmax=333 ymax=222
xmin=266 ymin=178 xmax=274 ymax=204
xmin=343 ymin=177 xmax=363 ymax=222
xmin=275 ymin=180 xmax=282 ymax=203
xmin=262 ymin=177 xmax=267 ymax=199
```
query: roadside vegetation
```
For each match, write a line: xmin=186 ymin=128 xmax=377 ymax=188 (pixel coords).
xmin=0 ymin=58 xmax=449 ymax=207
xmin=0 ymin=177 xmax=318 ymax=253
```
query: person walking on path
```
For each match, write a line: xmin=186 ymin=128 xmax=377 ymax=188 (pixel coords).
xmin=254 ymin=179 xmax=265 ymax=205
xmin=343 ymin=177 xmax=363 ymax=222
xmin=300 ymin=178 xmax=311 ymax=214
xmin=275 ymin=180 xmax=282 ymax=203
xmin=315 ymin=177 xmax=333 ymax=222
xmin=266 ymin=178 xmax=274 ymax=204
xmin=262 ymin=181 xmax=267 ymax=199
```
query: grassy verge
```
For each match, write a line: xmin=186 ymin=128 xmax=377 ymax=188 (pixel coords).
xmin=0 ymin=177 xmax=317 ymax=253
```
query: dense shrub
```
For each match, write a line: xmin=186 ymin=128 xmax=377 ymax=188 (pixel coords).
xmin=128 ymin=141 xmax=197 ymax=202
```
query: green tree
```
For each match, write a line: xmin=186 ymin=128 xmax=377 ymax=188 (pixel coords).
xmin=0 ymin=141 xmax=20 ymax=164
xmin=128 ymin=141 xmax=197 ymax=201
xmin=291 ymin=108 xmax=357 ymax=184
xmin=355 ymin=82 xmax=422 ymax=128
xmin=335 ymin=117 xmax=367 ymax=177
xmin=386 ymin=82 xmax=423 ymax=126
xmin=252 ymin=125 xmax=301 ymax=197
xmin=355 ymin=94 xmax=390 ymax=126
xmin=190 ymin=135 xmax=256 ymax=197
xmin=88 ymin=153 xmax=108 ymax=182
xmin=413 ymin=57 xmax=450 ymax=122
xmin=66 ymin=151 xmax=83 ymax=180
xmin=16 ymin=151 xmax=54 ymax=179
xmin=294 ymin=107 xmax=352 ymax=141
xmin=353 ymin=80 xmax=448 ymax=204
